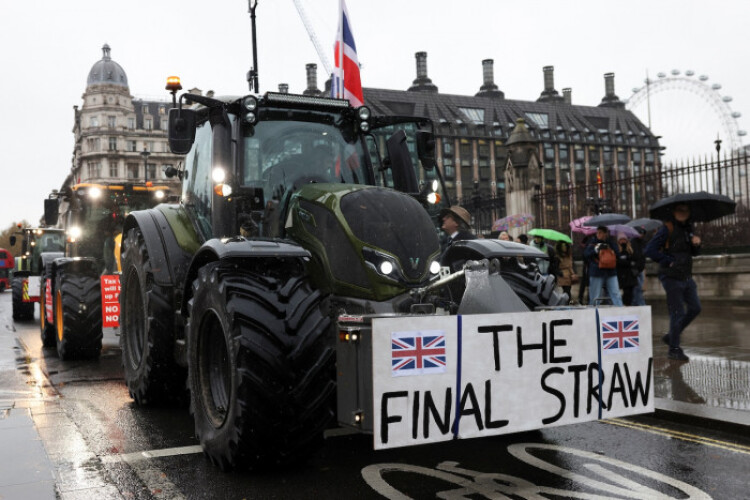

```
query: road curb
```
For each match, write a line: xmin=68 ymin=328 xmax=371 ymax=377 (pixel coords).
xmin=654 ymin=397 xmax=750 ymax=434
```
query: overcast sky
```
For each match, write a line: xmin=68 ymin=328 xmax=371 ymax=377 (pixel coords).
xmin=1 ymin=0 xmax=748 ymax=230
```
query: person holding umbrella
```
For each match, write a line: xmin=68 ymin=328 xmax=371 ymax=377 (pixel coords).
xmin=645 ymin=203 xmax=701 ymax=362
xmin=584 ymin=226 xmax=623 ymax=307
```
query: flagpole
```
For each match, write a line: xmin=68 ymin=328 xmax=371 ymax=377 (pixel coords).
xmin=338 ymin=0 xmax=344 ymax=99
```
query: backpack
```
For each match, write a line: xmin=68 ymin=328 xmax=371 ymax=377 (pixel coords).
xmin=598 ymin=247 xmax=616 ymax=269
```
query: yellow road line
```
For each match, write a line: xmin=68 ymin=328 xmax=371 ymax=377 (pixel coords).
xmin=602 ymin=418 xmax=750 ymax=455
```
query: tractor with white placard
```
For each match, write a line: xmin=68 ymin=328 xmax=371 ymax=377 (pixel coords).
xmin=111 ymin=73 xmax=658 ymax=474
xmin=9 ymin=226 xmax=65 ymax=322
xmin=41 ymin=182 xmax=171 ymax=359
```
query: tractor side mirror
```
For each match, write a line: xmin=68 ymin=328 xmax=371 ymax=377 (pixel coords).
xmin=44 ymin=198 xmax=59 ymax=226
xmin=9 ymin=236 xmax=16 ymax=247
xmin=416 ymin=130 xmax=437 ymax=171
xmin=385 ymin=130 xmax=419 ymax=194
xmin=168 ymin=108 xmax=197 ymax=154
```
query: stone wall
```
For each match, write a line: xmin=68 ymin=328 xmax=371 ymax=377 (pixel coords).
xmin=642 ymin=253 xmax=750 ymax=304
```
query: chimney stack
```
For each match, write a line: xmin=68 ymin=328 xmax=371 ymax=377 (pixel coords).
xmin=536 ymin=66 xmax=563 ymax=103
xmin=598 ymin=72 xmax=624 ymax=108
xmin=278 ymin=83 xmax=289 ymax=94
xmin=303 ymin=63 xmax=320 ymax=96
xmin=562 ymin=88 xmax=572 ymax=104
xmin=475 ymin=59 xmax=504 ymax=98
xmin=408 ymin=51 xmax=438 ymax=92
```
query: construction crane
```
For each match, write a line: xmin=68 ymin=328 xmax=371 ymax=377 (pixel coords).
xmin=292 ymin=0 xmax=333 ymax=77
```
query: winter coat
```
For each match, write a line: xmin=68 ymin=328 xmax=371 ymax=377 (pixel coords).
xmin=556 ymin=253 xmax=576 ymax=286
xmin=583 ymin=236 xmax=620 ymax=278
xmin=644 ymin=219 xmax=700 ymax=280
xmin=616 ymin=244 xmax=639 ymax=288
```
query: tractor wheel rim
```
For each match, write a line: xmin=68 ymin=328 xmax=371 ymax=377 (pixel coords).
xmin=199 ymin=312 xmax=231 ymax=428
xmin=124 ymin=268 xmax=145 ymax=370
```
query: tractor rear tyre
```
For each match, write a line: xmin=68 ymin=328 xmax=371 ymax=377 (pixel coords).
xmin=39 ymin=273 xmax=56 ymax=348
xmin=12 ymin=277 xmax=34 ymax=321
xmin=187 ymin=262 xmax=335 ymax=471
xmin=54 ymin=267 xmax=102 ymax=360
xmin=120 ymin=227 xmax=186 ymax=406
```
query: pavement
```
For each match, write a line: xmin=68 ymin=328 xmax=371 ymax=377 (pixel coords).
xmin=0 ymin=302 xmax=748 ymax=499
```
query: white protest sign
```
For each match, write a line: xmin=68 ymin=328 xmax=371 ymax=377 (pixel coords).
xmin=372 ymin=307 xmax=653 ymax=450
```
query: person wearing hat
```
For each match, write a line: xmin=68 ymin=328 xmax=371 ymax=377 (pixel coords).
xmin=440 ymin=205 xmax=476 ymax=248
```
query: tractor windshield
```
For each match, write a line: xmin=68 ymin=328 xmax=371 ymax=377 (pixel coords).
xmin=241 ymin=118 xmax=370 ymax=204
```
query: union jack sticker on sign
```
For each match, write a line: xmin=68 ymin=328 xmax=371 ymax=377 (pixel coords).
xmin=391 ymin=330 xmax=447 ymax=377
xmin=601 ymin=316 xmax=640 ymax=353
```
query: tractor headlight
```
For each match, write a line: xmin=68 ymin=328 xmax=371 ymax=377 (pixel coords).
xmin=379 ymin=261 xmax=394 ymax=275
xmin=212 ymin=167 xmax=226 ymax=183
xmin=362 ymin=247 xmax=400 ymax=281
xmin=89 ymin=187 xmax=102 ymax=199
xmin=68 ymin=226 xmax=82 ymax=241
xmin=429 ymin=260 xmax=441 ymax=275
xmin=357 ymin=106 xmax=371 ymax=120
xmin=154 ymin=190 xmax=165 ymax=200
xmin=244 ymin=111 xmax=257 ymax=124
xmin=214 ymin=183 xmax=232 ymax=197
xmin=426 ymin=192 xmax=440 ymax=205
xmin=243 ymin=96 xmax=258 ymax=111
xmin=359 ymin=121 xmax=370 ymax=132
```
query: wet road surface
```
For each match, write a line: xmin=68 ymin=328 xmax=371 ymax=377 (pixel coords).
xmin=3 ymin=293 xmax=749 ymax=499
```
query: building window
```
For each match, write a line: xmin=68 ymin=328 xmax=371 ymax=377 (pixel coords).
xmin=525 ymin=113 xmax=549 ymax=129
xmin=87 ymin=137 xmax=100 ymax=152
xmin=127 ymin=140 xmax=137 ymax=152
xmin=146 ymin=141 xmax=154 ymax=152
xmin=159 ymin=105 xmax=166 ymax=115
xmin=147 ymin=163 xmax=157 ymax=180
xmin=127 ymin=163 xmax=140 ymax=179
xmin=90 ymin=116 xmax=99 ymax=127
xmin=544 ymin=144 xmax=555 ymax=161
xmin=128 ymin=117 xmax=135 ymax=130
xmin=161 ymin=119 xmax=168 ymax=131
xmin=142 ymin=105 xmax=149 ymax=114
xmin=109 ymin=137 xmax=117 ymax=151
xmin=87 ymin=162 xmax=101 ymax=178
xmin=108 ymin=115 xmax=116 ymax=128
xmin=145 ymin=118 xmax=153 ymax=131
xmin=109 ymin=163 xmax=119 ymax=177
xmin=458 ymin=107 xmax=485 ymax=124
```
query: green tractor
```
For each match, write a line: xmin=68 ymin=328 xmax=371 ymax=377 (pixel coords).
xmin=118 ymin=86 xmax=565 ymax=470
xmin=9 ymin=227 xmax=65 ymax=322
xmin=42 ymin=182 xmax=171 ymax=359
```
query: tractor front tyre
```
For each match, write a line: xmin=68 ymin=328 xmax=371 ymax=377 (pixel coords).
xmin=187 ymin=262 xmax=335 ymax=471
xmin=120 ymin=227 xmax=185 ymax=406
xmin=39 ymin=274 xmax=56 ymax=348
xmin=11 ymin=278 xmax=34 ymax=321
xmin=500 ymin=259 xmax=569 ymax=309
xmin=54 ymin=268 xmax=102 ymax=360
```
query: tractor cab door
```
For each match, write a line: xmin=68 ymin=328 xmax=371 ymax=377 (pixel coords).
xmin=365 ymin=117 xmax=449 ymax=223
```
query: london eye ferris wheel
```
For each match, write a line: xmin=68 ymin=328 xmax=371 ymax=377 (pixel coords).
xmin=626 ymin=70 xmax=747 ymax=164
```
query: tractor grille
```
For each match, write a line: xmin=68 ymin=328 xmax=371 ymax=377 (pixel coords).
xmin=341 ymin=188 xmax=439 ymax=280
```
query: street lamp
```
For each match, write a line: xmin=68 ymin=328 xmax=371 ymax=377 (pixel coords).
xmin=141 ymin=148 xmax=151 ymax=184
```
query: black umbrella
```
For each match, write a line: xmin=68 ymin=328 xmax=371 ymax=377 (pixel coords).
xmin=582 ymin=213 xmax=631 ymax=227
xmin=626 ymin=217 xmax=663 ymax=233
xmin=649 ymin=191 xmax=736 ymax=222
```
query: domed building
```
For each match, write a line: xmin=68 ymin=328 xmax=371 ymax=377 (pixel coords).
xmin=70 ymin=44 xmax=182 ymax=192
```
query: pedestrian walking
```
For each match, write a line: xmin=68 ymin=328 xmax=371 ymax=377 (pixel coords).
xmin=583 ymin=226 xmax=623 ymax=306
xmin=530 ymin=235 xmax=558 ymax=277
xmin=555 ymin=241 xmax=576 ymax=302
xmin=498 ymin=231 xmax=511 ymax=241
xmin=645 ymin=203 xmax=702 ymax=362
xmin=577 ymin=235 xmax=591 ymax=305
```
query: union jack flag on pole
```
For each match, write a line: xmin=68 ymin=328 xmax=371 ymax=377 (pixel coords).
xmin=601 ymin=316 xmax=640 ymax=353
xmin=391 ymin=331 xmax=447 ymax=377
xmin=332 ymin=0 xmax=364 ymax=107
